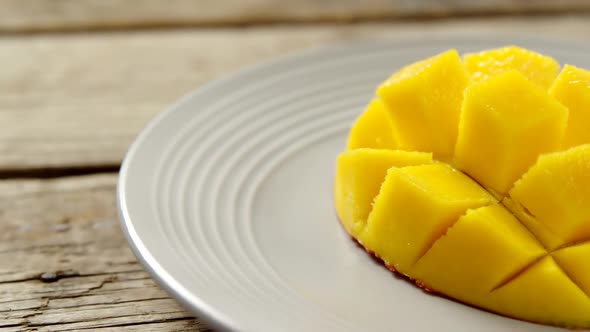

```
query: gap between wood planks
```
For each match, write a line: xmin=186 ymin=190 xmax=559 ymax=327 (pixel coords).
xmin=1 ymin=9 xmax=590 ymax=36
xmin=0 ymin=165 xmax=120 ymax=180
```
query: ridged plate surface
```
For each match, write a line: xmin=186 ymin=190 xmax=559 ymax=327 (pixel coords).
xmin=118 ymin=35 xmax=588 ymax=332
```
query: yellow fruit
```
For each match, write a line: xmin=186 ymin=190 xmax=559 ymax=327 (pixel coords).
xmin=464 ymin=46 xmax=560 ymax=88
xmin=501 ymin=196 xmax=563 ymax=251
xmin=489 ymin=256 xmax=590 ymax=327
xmin=549 ymin=65 xmax=590 ymax=148
xmin=552 ymin=242 xmax=590 ymax=297
xmin=509 ymin=144 xmax=590 ymax=249
xmin=361 ymin=163 xmax=495 ymax=271
xmin=334 ymin=149 xmax=432 ymax=235
xmin=347 ymin=99 xmax=397 ymax=150
xmin=454 ymin=70 xmax=568 ymax=196
xmin=413 ymin=204 xmax=546 ymax=300
xmin=334 ymin=46 xmax=590 ymax=328
xmin=377 ymin=49 xmax=469 ymax=159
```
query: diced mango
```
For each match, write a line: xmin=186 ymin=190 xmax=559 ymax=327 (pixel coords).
xmin=412 ymin=204 xmax=546 ymax=300
xmin=334 ymin=149 xmax=432 ymax=236
xmin=347 ymin=99 xmax=397 ymax=150
xmin=490 ymin=256 xmax=590 ymax=328
xmin=464 ymin=46 xmax=560 ymax=88
xmin=377 ymin=49 xmax=469 ymax=159
xmin=549 ymin=65 xmax=590 ymax=148
xmin=361 ymin=163 xmax=495 ymax=273
xmin=509 ymin=144 xmax=590 ymax=248
xmin=334 ymin=46 xmax=590 ymax=329
xmin=454 ymin=70 xmax=568 ymax=195
xmin=552 ymin=242 xmax=590 ymax=297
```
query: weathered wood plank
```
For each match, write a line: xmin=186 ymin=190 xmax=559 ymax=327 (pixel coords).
xmin=76 ymin=320 xmax=208 ymax=332
xmin=1 ymin=0 xmax=590 ymax=32
xmin=0 ymin=174 xmax=208 ymax=331
xmin=2 ymin=17 xmax=590 ymax=172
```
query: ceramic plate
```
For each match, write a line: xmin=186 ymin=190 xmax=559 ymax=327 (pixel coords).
xmin=118 ymin=35 xmax=587 ymax=332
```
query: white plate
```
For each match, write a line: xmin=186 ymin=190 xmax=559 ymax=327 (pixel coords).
xmin=118 ymin=35 xmax=587 ymax=332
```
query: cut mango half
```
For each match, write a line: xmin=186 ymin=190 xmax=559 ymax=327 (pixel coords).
xmin=335 ymin=46 xmax=590 ymax=328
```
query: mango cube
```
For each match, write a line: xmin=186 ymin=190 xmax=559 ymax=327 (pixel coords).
xmin=509 ymin=144 xmax=590 ymax=248
xmin=549 ymin=65 xmax=590 ymax=148
xmin=464 ymin=46 xmax=560 ymax=88
xmin=454 ymin=70 xmax=568 ymax=195
xmin=347 ymin=99 xmax=397 ymax=150
xmin=552 ymin=242 xmax=590 ymax=297
xmin=361 ymin=163 xmax=495 ymax=272
xmin=490 ymin=256 xmax=590 ymax=328
xmin=334 ymin=149 xmax=432 ymax=235
xmin=377 ymin=50 xmax=469 ymax=159
xmin=412 ymin=204 xmax=546 ymax=299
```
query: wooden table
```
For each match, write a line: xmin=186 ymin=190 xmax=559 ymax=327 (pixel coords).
xmin=2 ymin=1 xmax=590 ymax=331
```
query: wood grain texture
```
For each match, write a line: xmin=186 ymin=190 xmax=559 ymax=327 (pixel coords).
xmin=2 ymin=14 xmax=590 ymax=332
xmin=0 ymin=174 xmax=209 ymax=331
xmin=2 ymin=16 xmax=590 ymax=173
xmin=1 ymin=0 xmax=590 ymax=32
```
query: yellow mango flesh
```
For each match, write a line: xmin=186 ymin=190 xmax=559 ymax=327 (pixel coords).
xmin=464 ymin=46 xmax=560 ymax=88
xmin=334 ymin=149 xmax=432 ymax=235
xmin=552 ymin=242 xmax=590 ymax=296
xmin=454 ymin=70 xmax=568 ymax=196
xmin=489 ymin=256 xmax=590 ymax=327
xmin=377 ymin=49 xmax=469 ymax=159
xmin=501 ymin=196 xmax=563 ymax=251
xmin=413 ymin=204 xmax=546 ymax=299
xmin=549 ymin=65 xmax=590 ymax=148
xmin=347 ymin=99 xmax=397 ymax=150
xmin=334 ymin=46 xmax=590 ymax=328
xmin=361 ymin=164 xmax=495 ymax=272
xmin=509 ymin=144 xmax=590 ymax=249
